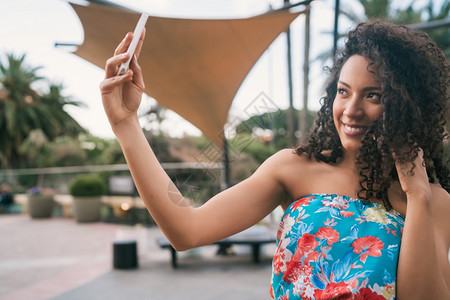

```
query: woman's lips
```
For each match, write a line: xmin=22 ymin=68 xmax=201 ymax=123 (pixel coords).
xmin=342 ymin=123 xmax=368 ymax=136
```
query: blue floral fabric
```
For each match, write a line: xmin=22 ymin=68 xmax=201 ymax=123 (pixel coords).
xmin=270 ymin=194 xmax=405 ymax=299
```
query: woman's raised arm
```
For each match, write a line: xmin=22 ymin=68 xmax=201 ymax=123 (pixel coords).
xmin=99 ymin=32 xmax=289 ymax=251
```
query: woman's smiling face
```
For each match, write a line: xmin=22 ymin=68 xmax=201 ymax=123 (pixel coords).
xmin=333 ymin=55 xmax=384 ymax=155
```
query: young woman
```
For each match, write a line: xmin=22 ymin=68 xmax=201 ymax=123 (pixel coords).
xmin=100 ymin=19 xmax=449 ymax=299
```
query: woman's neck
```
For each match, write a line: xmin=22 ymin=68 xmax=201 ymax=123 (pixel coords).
xmin=339 ymin=149 xmax=359 ymax=170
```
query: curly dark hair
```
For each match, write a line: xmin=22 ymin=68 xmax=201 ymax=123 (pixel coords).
xmin=296 ymin=19 xmax=449 ymax=210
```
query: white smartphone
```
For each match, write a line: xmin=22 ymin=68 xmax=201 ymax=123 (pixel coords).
xmin=117 ymin=13 xmax=149 ymax=76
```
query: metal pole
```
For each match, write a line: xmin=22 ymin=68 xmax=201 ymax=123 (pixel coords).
xmin=269 ymin=0 xmax=314 ymax=13
xmin=285 ymin=0 xmax=296 ymax=147
xmin=299 ymin=4 xmax=310 ymax=141
xmin=410 ymin=18 xmax=450 ymax=30
xmin=222 ymin=137 xmax=230 ymax=189
xmin=333 ymin=0 xmax=340 ymax=58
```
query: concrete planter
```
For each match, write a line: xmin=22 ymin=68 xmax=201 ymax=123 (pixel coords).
xmin=28 ymin=195 xmax=55 ymax=218
xmin=73 ymin=197 xmax=102 ymax=223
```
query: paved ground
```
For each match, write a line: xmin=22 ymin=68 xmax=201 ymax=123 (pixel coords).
xmin=0 ymin=214 xmax=276 ymax=300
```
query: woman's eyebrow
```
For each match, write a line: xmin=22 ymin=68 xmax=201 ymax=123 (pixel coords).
xmin=362 ymin=86 xmax=382 ymax=91
xmin=338 ymin=81 xmax=381 ymax=91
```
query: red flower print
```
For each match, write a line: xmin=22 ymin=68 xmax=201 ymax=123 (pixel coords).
xmin=351 ymin=236 xmax=384 ymax=263
xmin=279 ymin=293 xmax=290 ymax=300
xmin=277 ymin=222 xmax=285 ymax=240
xmin=306 ymin=249 xmax=319 ymax=262
xmin=384 ymin=227 xmax=397 ymax=236
xmin=292 ymin=195 xmax=315 ymax=210
xmin=313 ymin=282 xmax=353 ymax=299
xmin=323 ymin=217 xmax=337 ymax=227
xmin=284 ymin=260 xmax=303 ymax=283
xmin=385 ymin=283 xmax=394 ymax=294
xmin=354 ymin=287 xmax=385 ymax=299
xmin=297 ymin=207 xmax=309 ymax=220
xmin=297 ymin=233 xmax=319 ymax=254
xmin=340 ymin=211 xmax=354 ymax=218
xmin=284 ymin=262 xmax=313 ymax=284
xmin=273 ymin=250 xmax=286 ymax=276
xmin=291 ymin=233 xmax=319 ymax=265
xmin=316 ymin=227 xmax=339 ymax=245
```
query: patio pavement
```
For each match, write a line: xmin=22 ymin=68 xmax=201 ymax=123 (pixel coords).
xmin=0 ymin=214 xmax=276 ymax=300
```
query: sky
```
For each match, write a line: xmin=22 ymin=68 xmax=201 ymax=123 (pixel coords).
xmin=0 ymin=0 xmax=384 ymax=139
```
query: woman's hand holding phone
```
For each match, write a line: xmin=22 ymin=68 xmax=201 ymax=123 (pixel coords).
xmin=100 ymin=23 xmax=146 ymax=129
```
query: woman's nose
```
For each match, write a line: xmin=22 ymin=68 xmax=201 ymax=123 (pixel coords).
xmin=344 ymin=96 xmax=364 ymax=119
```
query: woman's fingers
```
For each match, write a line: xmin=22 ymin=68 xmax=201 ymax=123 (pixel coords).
xmin=106 ymin=29 xmax=146 ymax=79
xmin=106 ymin=28 xmax=146 ymax=78
xmin=100 ymin=72 xmax=131 ymax=95
xmin=105 ymin=52 xmax=131 ymax=79
xmin=99 ymin=77 xmax=116 ymax=95
xmin=101 ymin=30 xmax=146 ymax=94
xmin=134 ymin=28 xmax=146 ymax=59
xmin=113 ymin=29 xmax=145 ymax=62
xmin=114 ymin=32 xmax=133 ymax=56
xmin=129 ymin=55 xmax=145 ymax=90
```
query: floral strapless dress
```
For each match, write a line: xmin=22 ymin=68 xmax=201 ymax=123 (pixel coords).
xmin=270 ymin=194 xmax=405 ymax=300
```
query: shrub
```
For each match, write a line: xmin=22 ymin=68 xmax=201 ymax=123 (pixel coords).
xmin=69 ymin=175 xmax=106 ymax=197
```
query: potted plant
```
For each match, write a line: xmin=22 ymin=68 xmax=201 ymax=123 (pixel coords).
xmin=27 ymin=187 xmax=55 ymax=218
xmin=69 ymin=174 xmax=106 ymax=223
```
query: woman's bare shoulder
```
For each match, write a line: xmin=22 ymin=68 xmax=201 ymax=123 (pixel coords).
xmin=256 ymin=148 xmax=319 ymax=199
xmin=257 ymin=148 xmax=313 ymax=175
xmin=264 ymin=148 xmax=310 ymax=165
xmin=249 ymin=149 xmax=310 ymax=188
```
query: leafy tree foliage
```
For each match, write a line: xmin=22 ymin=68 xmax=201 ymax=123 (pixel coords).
xmin=318 ymin=0 xmax=449 ymax=63
xmin=421 ymin=1 xmax=450 ymax=58
xmin=236 ymin=108 xmax=317 ymax=150
xmin=0 ymin=53 xmax=85 ymax=168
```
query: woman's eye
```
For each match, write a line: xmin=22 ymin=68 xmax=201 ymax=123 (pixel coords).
xmin=337 ymin=88 xmax=348 ymax=96
xmin=367 ymin=93 xmax=382 ymax=102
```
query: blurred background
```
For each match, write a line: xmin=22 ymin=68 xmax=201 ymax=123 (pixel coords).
xmin=0 ymin=1 xmax=448 ymax=299
xmin=0 ymin=0 xmax=448 ymax=222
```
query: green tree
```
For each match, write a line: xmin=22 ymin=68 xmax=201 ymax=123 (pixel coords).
xmin=420 ymin=1 xmax=450 ymax=58
xmin=0 ymin=53 xmax=85 ymax=168
xmin=318 ymin=0 xmax=448 ymax=62
xmin=236 ymin=109 xmax=317 ymax=149
xmin=40 ymin=83 xmax=86 ymax=138
xmin=95 ymin=139 xmax=126 ymax=165
xmin=339 ymin=0 xmax=421 ymax=29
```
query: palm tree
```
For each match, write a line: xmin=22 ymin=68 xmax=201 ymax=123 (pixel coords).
xmin=318 ymin=0 xmax=447 ymax=62
xmin=343 ymin=0 xmax=422 ymax=22
xmin=0 ymin=53 xmax=42 ymax=168
xmin=40 ymin=83 xmax=86 ymax=138
xmin=419 ymin=0 xmax=450 ymax=58
xmin=0 ymin=53 xmax=85 ymax=168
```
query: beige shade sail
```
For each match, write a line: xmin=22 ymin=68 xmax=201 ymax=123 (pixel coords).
xmin=70 ymin=2 xmax=301 ymax=146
